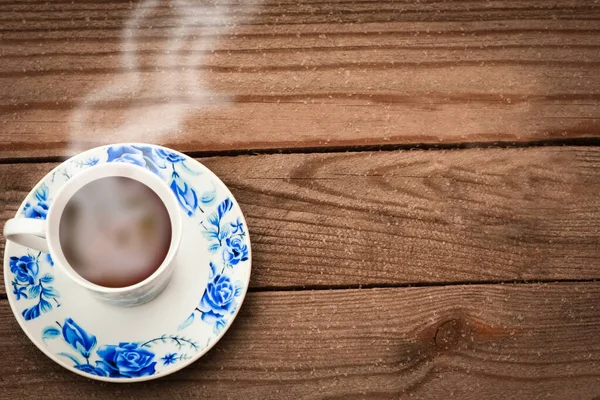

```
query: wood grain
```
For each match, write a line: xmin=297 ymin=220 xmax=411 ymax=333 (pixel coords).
xmin=1 ymin=0 xmax=600 ymax=158
xmin=1 ymin=282 xmax=600 ymax=399
xmin=2 ymin=146 xmax=599 ymax=293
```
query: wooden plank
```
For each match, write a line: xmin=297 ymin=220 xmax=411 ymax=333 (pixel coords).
xmin=1 ymin=0 xmax=600 ymax=158
xmin=1 ymin=282 xmax=599 ymax=398
xmin=1 ymin=146 xmax=599 ymax=294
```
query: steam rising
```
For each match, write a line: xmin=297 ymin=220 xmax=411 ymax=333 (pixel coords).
xmin=60 ymin=1 xmax=257 ymax=285
xmin=69 ymin=0 xmax=237 ymax=145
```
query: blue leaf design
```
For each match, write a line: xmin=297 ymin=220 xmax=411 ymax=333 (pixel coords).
xmin=42 ymin=286 xmax=59 ymax=298
xmin=218 ymin=224 xmax=230 ymax=241
xmin=204 ymin=198 xmax=236 ymax=252
xmin=22 ymin=304 xmax=41 ymax=320
xmin=214 ymin=319 xmax=227 ymax=335
xmin=28 ymin=285 xmax=41 ymax=298
xmin=200 ymin=309 xmax=221 ymax=324
xmin=62 ymin=318 xmax=97 ymax=358
xmin=59 ymin=352 xmax=82 ymax=366
xmin=35 ymin=184 xmax=49 ymax=202
xmin=203 ymin=229 xmax=218 ymax=240
xmin=180 ymin=161 xmax=201 ymax=176
xmin=178 ymin=313 xmax=195 ymax=331
xmin=209 ymin=262 xmax=217 ymax=279
xmin=170 ymin=173 xmax=199 ymax=216
xmin=217 ymin=199 xmax=233 ymax=219
xmin=40 ymin=274 xmax=54 ymax=283
xmin=201 ymin=310 xmax=227 ymax=335
xmin=200 ymin=189 xmax=216 ymax=205
xmin=40 ymin=298 xmax=52 ymax=313
xmin=207 ymin=213 xmax=219 ymax=228
xmin=75 ymin=363 xmax=107 ymax=377
xmin=42 ymin=327 xmax=61 ymax=341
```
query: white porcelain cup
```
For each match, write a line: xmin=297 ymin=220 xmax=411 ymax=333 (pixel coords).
xmin=3 ymin=163 xmax=183 ymax=307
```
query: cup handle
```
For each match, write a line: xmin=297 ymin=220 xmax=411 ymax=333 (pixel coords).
xmin=3 ymin=218 xmax=49 ymax=253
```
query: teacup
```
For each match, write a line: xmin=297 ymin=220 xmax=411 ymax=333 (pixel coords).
xmin=3 ymin=163 xmax=183 ymax=307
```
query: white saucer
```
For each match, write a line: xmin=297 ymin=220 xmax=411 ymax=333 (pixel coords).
xmin=4 ymin=144 xmax=251 ymax=382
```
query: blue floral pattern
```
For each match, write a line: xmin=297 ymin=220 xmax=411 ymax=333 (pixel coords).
xmin=170 ymin=172 xmax=200 ymax=216
xmin=106 ymin=145 xmax=166 ymax=176
xmin=176 ymin=197 xmax=250 ymax=335
xmin=197 ymin=265 xmax=243 ymax=335
xmin=161 ymin=353 xmax=178 ymax=365
xmin=156 ymin=148 xmax=186 ymax=164
xmin=10 ymin=253 xmax=59 ymax=321
xmin=223 ymin=237 xmax=249 ymax=267
xmin=202 ymin=199 xmax=249 ymax=265
xmin=7 ymin=143 xmax=250 ymax=381
xmin=106 ymin=145 xmax=205 ymax=217
xmin=97 ymin=343 xmax=157 ymax=378
xmin=62 ymin=318 xmax=97 ymax=358
xmin=23 ymin=184 xmax=50 ymax=219
xmin=156 ymin=148 xmax=202 ymax=216
xmin=44 ymin=318 xmax=197 ymax=378
xmin=75 ymin=157 xmax=100 ymax=168
xmin=201 ymin=199 xmax=248 ymax=260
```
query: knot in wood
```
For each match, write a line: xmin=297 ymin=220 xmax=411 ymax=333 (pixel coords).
xmin=434 ymin=319 xmax=465 ymax=351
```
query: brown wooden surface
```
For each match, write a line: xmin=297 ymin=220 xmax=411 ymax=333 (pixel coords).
xmin=1 ymin=0 xmax=600 ymax=158
xmin=2 ymin=0 xmax=600 ymax=398
xmin=2 ymin=283 xmax=600 ymax=399
xmin=1 ymin=147 xmax=599 ymax=292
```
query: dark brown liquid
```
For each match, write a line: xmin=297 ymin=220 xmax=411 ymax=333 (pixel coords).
xmin=59 ymin=177 xmax=172 ymax=288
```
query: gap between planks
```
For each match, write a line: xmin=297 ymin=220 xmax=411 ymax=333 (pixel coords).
xmin=1 ymin=136 xmax=600 ymax=165
xmin=0 ymin=278 xmax=598 ymax=300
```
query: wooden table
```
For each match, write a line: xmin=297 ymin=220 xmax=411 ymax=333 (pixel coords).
xmin=1 ymin=0 xmax=600 ymax=398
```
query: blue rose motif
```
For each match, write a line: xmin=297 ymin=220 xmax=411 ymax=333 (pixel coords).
xmin=97 ymin=343 xmax=157 ymax=378
xmin=106 ymin=145 xmax=165 ymax=176
xmin=222 ymin=237 xmax=249 ymax=266
xmin=170 ymin=172 xmax=199 ymax=216
xmin=23 ymin=201 xmax=49 ymax=219
xmin=10 ymin=255 xmax=39 ymax=285
xmin=62 ymin=318 xmax=97 ymax=358
xmin=75 ymin=363 xmax=107 ymax=377
xmin=156 ymin=148 xmax=186 ymax=164
xmin=199 ymin=274 xmax=238 ymax=321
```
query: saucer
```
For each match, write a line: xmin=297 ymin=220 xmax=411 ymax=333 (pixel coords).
xmin=3 ymin=143 xmax=251 ymax=382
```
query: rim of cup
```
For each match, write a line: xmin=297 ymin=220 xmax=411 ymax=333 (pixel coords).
xmin=46 ymin=163 xmax=183 ymax=294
